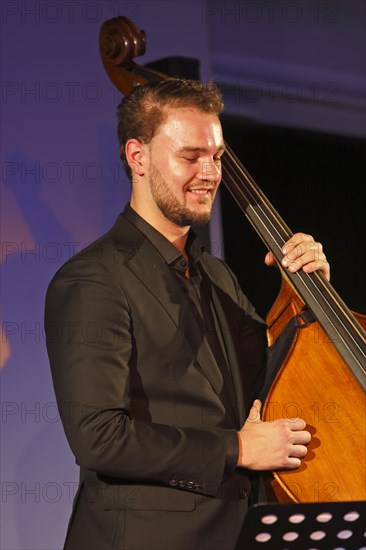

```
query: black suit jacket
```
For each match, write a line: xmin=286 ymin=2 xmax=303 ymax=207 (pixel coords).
xmin=45 ymin=211 xmax=267 ymax=550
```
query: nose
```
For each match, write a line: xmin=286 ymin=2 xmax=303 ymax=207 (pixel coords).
xmin=198 ymin=159 xmax=222 ymax=184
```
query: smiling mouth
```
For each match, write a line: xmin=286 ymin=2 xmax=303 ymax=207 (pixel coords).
xmin=187 ymin=187 xmax=214 ymax=195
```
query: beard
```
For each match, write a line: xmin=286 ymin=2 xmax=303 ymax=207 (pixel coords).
xmin=149 ymin=161 xmax=215 ymax=227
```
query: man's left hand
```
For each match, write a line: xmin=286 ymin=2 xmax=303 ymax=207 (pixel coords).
xmin=264 ymin=232 xmax=330 ymax=281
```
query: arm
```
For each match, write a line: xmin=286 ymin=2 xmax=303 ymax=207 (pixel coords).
xmin=45 ymin=255 xmax=230 ymax=496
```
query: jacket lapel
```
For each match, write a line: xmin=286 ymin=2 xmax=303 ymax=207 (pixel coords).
xmin=201 ymin=259 xmax=267 ymax=428
xmin=208 ymin=282 xmax=244 ymax=426
xmin=111 ymin=217 xmax=226 ymax=399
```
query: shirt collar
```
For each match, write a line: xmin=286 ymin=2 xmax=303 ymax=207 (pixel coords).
xmin=123 ymin=203 xmax=204 ymax=265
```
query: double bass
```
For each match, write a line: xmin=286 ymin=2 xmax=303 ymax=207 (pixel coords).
xmin=98 ymin=16 xmax=366 ymax=503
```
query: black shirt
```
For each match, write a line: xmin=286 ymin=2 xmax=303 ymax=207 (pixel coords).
xmin=123 ymin=204 xmax=239 ymax=471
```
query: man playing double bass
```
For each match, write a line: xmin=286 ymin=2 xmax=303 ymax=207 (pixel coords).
xmin=45 ymin=79 xmax=330 ymax=550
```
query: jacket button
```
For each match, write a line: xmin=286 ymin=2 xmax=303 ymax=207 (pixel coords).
xmin=193 ymin=483 xmax=201 ymax=491
xmin=240 ymin=489 xmax=247 ymax=499
xmin=187 ymin=481 xmax=194 ymax=489
xmin=169 ymin=479 xmax=178 ymax=487
xmin=178 ymin=480 xmax=186 ymax=488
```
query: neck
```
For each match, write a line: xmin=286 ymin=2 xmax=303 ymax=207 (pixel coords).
xmin=130 ymin=198 xmax=190 ymax=255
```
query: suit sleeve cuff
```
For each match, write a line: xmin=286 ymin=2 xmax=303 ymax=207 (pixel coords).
xmin=224 ymin=430 xmax=239 ymax=472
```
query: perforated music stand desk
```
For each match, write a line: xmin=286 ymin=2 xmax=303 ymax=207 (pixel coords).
xmin=236 ymin=501 xmax=366 ymax=550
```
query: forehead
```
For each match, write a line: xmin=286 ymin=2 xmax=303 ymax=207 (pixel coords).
xmin=154 ymin=107 xmax=224 ymax=150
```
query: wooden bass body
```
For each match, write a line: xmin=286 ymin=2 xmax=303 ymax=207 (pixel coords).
xmin=263 ymin=278 xmax=366 ymax=502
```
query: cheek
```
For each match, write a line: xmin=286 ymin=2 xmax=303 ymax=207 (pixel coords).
xmin=166 ymin=159 xmax=197 ymax=183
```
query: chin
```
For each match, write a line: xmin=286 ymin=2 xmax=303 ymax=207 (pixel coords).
xmin=189 ymin=211 xmax=213 ymax=227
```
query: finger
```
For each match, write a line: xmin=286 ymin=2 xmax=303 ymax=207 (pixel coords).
xmin=284 ymin=457 xmax=302 ymax=469
xmin=283 ymin=253 xmax=329 ymax=279
xmin=301 ymin=257 xmax=330 ymax=280
xmin=283 ymin=249 xmax=324 ymax=271
xmin=282 ymin=233 xmax=314 ymax=255
xmin=282 ymin=241 xmax=323 ymax=265
xmin=284 ymin=418 xmax=307 ymax=431
xmin=247 ymin=399 xmax=262 ymax=422
xmin=264 ymin=251 xmax=276 ymax=266
xmin=281 ymin=240 xmax=330 ymax=280
xmin=293 ymin=430 xmax=311 ymax=445
xmin=290 ymin=444 xmax=308 ymax=459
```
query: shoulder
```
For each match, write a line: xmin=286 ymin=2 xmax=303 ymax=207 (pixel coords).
xmin=44 ymin=214 xmax=140 ymax=326
xmin=46 ymin=213 xmax=143 ymax=287
xmin=44 ymin=213 xmax=147 ymax=319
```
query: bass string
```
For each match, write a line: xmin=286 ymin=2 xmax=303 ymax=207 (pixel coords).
xmin=222 ymin=147 xmax=365 ymax=350
xmin=224 ymin=143 xmax=294 ymax=239
xmin=222 ymin=164 xmax=366 ymax=372
xmin=222 ymin=148 xmax=366 ymax=363
xmin=221 ymin=148 xmax=366 ymax=366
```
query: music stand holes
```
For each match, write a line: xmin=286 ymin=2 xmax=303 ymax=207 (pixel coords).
xmin=337 ymin=530 xmax=353 ymax=540
xmin=316 ymin=512 xmax=332 ymax=523
xmin=261 ymin=514 xmax=278 ymax=525
xmin=255 ymin=532 xmax=271 ymax=542
xmin=309 ymin=530 xmax=326 ymax=540
xmin=343 ymin=511 xmax=359 ymax=522
xmin=288 ymin=513 xmax=306 ymax=524
xmin=282 ymin=531 xmax=299 ymax=542
xmin=242 ymin=501 xmax=365 ymax=548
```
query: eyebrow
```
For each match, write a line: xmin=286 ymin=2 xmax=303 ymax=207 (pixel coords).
xmin=177 ymin=145 xmax=226 ymax=154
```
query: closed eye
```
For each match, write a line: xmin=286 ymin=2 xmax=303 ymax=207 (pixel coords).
xmin=183 ymin=156 xmax=222 ymax=162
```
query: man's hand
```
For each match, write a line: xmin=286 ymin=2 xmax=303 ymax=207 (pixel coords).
xmin=265 ymin=232 xmax=330 ymax=281
xmin=237 ymin=400 xmax=311 ymax=470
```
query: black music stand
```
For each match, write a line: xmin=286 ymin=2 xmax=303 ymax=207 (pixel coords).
xmin=236 ymin=501 xmax=366 ymax=550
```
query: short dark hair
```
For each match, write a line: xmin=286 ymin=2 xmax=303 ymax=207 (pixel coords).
xmin=117 ymin=79 xmax=224 ymax=179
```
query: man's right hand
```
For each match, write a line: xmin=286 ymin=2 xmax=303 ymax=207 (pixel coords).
xmin=237 ymin=399 xmax=311 ymax=470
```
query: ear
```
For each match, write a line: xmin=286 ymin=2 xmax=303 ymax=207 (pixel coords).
xmin=125 ymin=139 xmax=146 ymax=176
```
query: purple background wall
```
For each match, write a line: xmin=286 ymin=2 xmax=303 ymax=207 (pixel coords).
xmin=1 ymin=1 xmax=365 ymax=548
